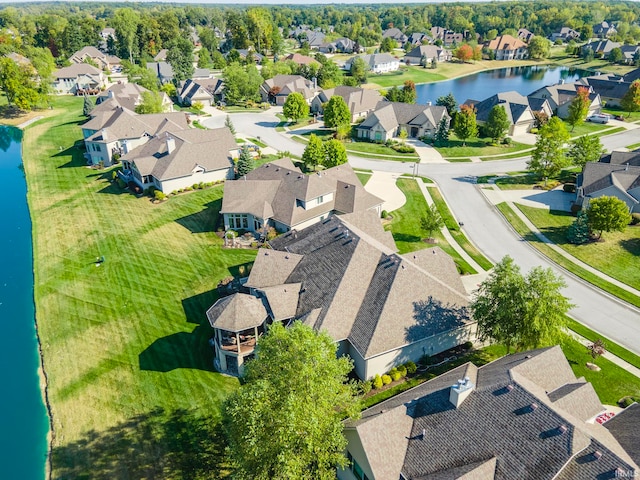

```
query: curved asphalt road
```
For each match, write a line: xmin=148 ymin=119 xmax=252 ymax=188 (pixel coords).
xmin=204 ymin=111 xmax=640 ymax=354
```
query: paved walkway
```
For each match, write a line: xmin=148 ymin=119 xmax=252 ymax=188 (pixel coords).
xmin=482 ymin=184 xmax=640 ymax=299
xmin=569 ymin=331 xmax=640 ymax=379
xmin=415 ymin=179 xmax=488 ymax=275
xmin=406 ymin=138 xmax=447 ymax=164
xmin=17 ymin=116 xmax=44 ymax=129
xmin=364 ymin=171 xmax=407 ymax=212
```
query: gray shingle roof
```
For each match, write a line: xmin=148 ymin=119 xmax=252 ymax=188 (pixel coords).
xmin=316 ymin=86 xmax=383 ymax=117
xmin=53 ymin=63 xmax=102 ymax=79
xmin=604 ymin=403 xmax=640 ymax=467
xmin=206 ymin=293 xmax=267 ymax=332
xmin=84 ymin=107 xmax=188 ymax=142
xmin=358 ymin=102 xmax=450 ymax=135
xmin=121 ymin=127 xmax=235 ymax=181
xmin=579 ymin=162 xmax=640 ymax=197
xmin=348 ymin=346 xmax=638 ymax=480
xmin=267 ymin=213 xmax=470 ymax=358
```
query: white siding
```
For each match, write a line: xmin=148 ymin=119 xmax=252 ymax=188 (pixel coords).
xmin=158 ymin=167 xmax=232 ymax=193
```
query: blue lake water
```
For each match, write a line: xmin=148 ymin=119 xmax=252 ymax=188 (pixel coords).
xmin=415 ymin=65 xmax=591 ymax=105
xmin=0 ymin=126 xmax=49 ymax=479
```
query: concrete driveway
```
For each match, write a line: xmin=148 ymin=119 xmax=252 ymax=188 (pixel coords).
xmin=364 ymin=172 xmax=406 ymax=212
xmin=483 ymin=187 xmax=575 ymax=212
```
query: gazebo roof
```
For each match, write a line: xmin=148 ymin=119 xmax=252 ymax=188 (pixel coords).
xmin=206 ymin=293 xmax=267 ymax=332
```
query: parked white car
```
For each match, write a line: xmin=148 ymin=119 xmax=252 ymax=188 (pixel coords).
xmin=587 ymin=114 xmax=610 ymax=124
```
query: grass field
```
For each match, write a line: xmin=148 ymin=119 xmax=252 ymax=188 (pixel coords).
xmin=435 ymin=135 xmax=531 ymax=158
xmin=516 ymin=205 xmax=640 ymax=291
xmin=297 ymin=130 xmax=419 ymax=160
xmin=495 ymin=202 xmax=640 ymax=308
xmin=24 ymin=97 xmax=256 ymax=478
xmin=386 ymin=179 xmax=476 ymax=274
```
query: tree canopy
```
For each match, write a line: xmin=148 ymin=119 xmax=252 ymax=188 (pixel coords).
xmin=470 ymin=256 xmax=572 ymax=353
xmin=436 ymin=93 xmax=457 ymax=116
xmin=283 ymin=92 xmax=309 ymax=123
xmin=527 ymin=116 xmax=570 ymax=185
xmin=620 ymin=80 xmax=640 ymax=118
xmin=323 ymin=139 xmax=348 ymax=168
xmin=323 ymin=95 xmax=351 ymax=129
xmin=302 ymin=133 xmax=325 ymax=169
xmin=134 ymin=91 xmax=165 ymax=114
xmin=421 ymin=204 xmax=444 ymax=239
xmin=586 ymin=196 xmax=631 ymax=240
xmin=567 ymin=135 xmax=605 ymax=168
xmin=453 ymin=104 xmax=478 ymax=146
xmin=484 ymin=104 xmax=510 ymax=142
xmin=566 ymin=87 xmax=591 ymax=131
xmin=223 ymin=321 xmax=360 ymax=480
xmin=527 ymin=36 xmax=551 ymax=59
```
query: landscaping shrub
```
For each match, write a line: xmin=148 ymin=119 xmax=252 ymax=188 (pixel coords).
xmin=405 ymin=361 xmax=417 ymax=374
xmin=381 ymin=210 xmax=388 ymax=219
xmin=391 ymin=144 xmax=416 ymax=154
xmin=389 ymin=368 xmax=401 ymax=381
xmin=116 ymin=178 xmax=126 ymax=189
xmin=619 ymin=396 xmax=640 ymax=408
xmin=502 ymin=137 xmax=512 ymax=145
xmin=563 ymin=183 xmax=576 ymax=193
xmin=631 ymin=213 xmax=640 ymax=226
xmin=154 ymin=190 xmax=166 ymax=201
xmin=373 ymin=374 xmax=383 ymax=389
xmin=266 ymin=227 xmax=278 ymax=240
xmin=463 ymin=341 xmax=474 ymax=350
xmin=382 ymin=374 xmax=392 ymax=385
xmin=530 ymin=127 xmax=539 ymax=134
xmin=397 ymin=365 xmax=407 ymax=378
xmin=359 ymin=380 xmax=372 ymax=395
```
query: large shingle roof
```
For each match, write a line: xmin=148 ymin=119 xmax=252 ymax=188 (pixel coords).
xmin=348 ymin=346 xmax=638 ymax=480
xmin=579 ymin=162 xmax=640 ymax=197
xmin=358 ymin=102 xmax=449 ymax=134
xmin=266 ymin=212 xmax=470 ymax=358
xmin=84 ymin=108 xmax=188 ymax=142
xmin=121 ymin=127 xmax=235 ymax=181
xmin=206 ymin=293 xmax=267 ymax=332
xmin=317 ymin=86 xmax=383 ymax=117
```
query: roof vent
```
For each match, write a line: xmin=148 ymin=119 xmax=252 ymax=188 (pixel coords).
xmin=285 ymin=255 xmax=289 ymax=259
xmin=558 ymin=425 xmax=568 ymax=435
xmin=421 ymin=428 xmax=426 ymax=439
xmin=506 ymin=384 xmax=514 ymax=392
xmin=593 ymin=451 xmax=602 ymax=460
xmin=530 ymin=402 xmax=539 ymax=411
xmin=264 ymin=252 xmax=269 ymax=256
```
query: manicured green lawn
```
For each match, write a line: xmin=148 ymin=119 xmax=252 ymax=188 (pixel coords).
xmin=298 ymin=130 xmax=419 ymax=159
xmin=25 ymin=97 xmax=255 ymax=477
xmin=436 ymin=135 xmax=531 ymax=158
xmin=563 ymin=120 xmax=609 ymax=137
xmin=428 ymin=187 xmax=493 ymax=271
xmin=356 ymin=172 xmax=372 ymax=186
xmin=517 ymin=205 xmax=640 ymax=291
xmin=495 ymin=202 xmax=640 ymax=308
xmin=385 ymin=179 xmax=475 ymax=274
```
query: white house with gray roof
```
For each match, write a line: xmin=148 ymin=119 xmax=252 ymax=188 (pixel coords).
xmin=310 ymin=86 xmax=384 ymax=122
xmin=356 ymin=102 xmax=450 ymax=141
xmin=340 ymin=346 xmax=638 ymax=480
xmin=220 ymin=159 xmax=383 ymax=234
xmin=344 ymin=53 xmax=400 ymax=74
xmin=528 ymin=82 xmax=602 ymax=119
xmin=467 ymin=91 xmax=541 ymax=136
xmin=95 ymin=83 xmax=173 ymax=113
xmin=68 ymin=46 xmax=121 ymax=72
xmin=207 ymin=210 xmax=474 ymax=378
xmin=119 ymin=127 xmax=237 ymax=193
xmin=260 ymin=74 xmax=318 ymax=106
xmin=52 ymin=64 xmax=105 ymax=95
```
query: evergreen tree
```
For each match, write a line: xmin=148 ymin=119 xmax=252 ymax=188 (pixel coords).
xmin=225 ymin=115 xmax=236 ymax=135
xmin=567 ymin=210 xmax=591 ymax=244
xmin=436 ymin=93 xmax=457 ymax=116
xmin=434 ymin=116 xmax=450 ymax=146
xmin=83 ymin=94 xmax=94 ymax=116
xmin=236 ymin=144 xmax=254 ymax=178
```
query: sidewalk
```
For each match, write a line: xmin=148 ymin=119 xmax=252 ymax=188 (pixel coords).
xmin=569 ymin=331 xmax=640 ymax=379
xmin=415 ymin=179 xmax=487 ymax=275
xmin=482 ymin=184 xmax=640 ymax=299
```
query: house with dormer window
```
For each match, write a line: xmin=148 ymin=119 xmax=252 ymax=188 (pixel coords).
xmin=220 ymin=159 xmax=383 ymax=234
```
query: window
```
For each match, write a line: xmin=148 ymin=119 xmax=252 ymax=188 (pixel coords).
xmin=317 ymin=195 xmax=324 ymax=205
xmin=228 ymin=214 xmax=248 ymax=230
xmin=346 ymin=451 xmax=370 ymax=480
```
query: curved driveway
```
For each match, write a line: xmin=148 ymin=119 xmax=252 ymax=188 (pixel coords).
xmin=205 ymin=110 xmax=640 ymax=354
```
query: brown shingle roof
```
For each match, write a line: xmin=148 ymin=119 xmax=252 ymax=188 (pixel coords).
xmin=206 ymin=293 xmax=267 ymax=332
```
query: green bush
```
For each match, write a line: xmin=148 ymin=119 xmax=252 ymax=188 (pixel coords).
xmin=530 ymin=127 xmax=539 ymax=134
xmin=185 ymin=186 xmax=193 ymax=191
xmin=147 ymin=186 xmax=156 ymax=197
xmin=619 ymin=396 xmax=640 ymax=408
xmin=116 ymin=178 xmax=126 ymax=189
xmin=397 ymin=365 xmax=407 ymax=377
xmin=405 ymin=361 xmax=417 ymax=374
xmin=373 ymin=374 xmax=383 ymax=389
xmin=563 ymin=183 xmax=576 ymax=193
xmin=463 ymin=341 xmax=474 ymax=350
xmin=392 ymin=144 xmax=416 ymax=154
xmin=359 ymin=380 xmax=372 ymax=395
xmin=502 ymin=137 xmax=512 ymax=145
xmin=631 ymin=213 xmax=640 ymax=225
xmin=154 ymin=190 xmax=166 ymax=201
xmin=382 ymin=374 xmax=392 ymax=385
xmin=381 ymin=210 xmax=388 ymax=219
xmin=389 ymin=368 xmax=401 ymax=381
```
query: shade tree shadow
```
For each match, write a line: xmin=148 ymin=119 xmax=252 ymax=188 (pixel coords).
xmin=51 ymin=407 xmax=230 ymax=480
xmin=619 ymin=237 xmax=640 ymax=257
xmin=405 ymin=296 xmax=470 ymax=343
xmin=139 ymin=323 xmax=214 ymax=373
xmin=175 ymin=198 xmax=222 ymax=234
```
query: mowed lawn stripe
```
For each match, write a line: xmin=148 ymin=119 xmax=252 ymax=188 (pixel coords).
xmin=24 ymin=97 xmax=253 ymax=476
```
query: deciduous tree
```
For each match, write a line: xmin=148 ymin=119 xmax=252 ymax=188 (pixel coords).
xmin=527 ymin=36 xmax=551 ymax=59
xmin=323 ymin=139 xmax=348 ymax=167
xmin=586 ymin=196 xmax=631 ymax=240
xmin=349 ymin=57 xmax=367 ymax=84
xmin=454 ymin=44 xmax=473 ymax=63
xmin=135 ymin=91 xmax=165 ymax=114
xmin=302 ymin=134 xmax=325 ymax=170
xmin=421 ymin=204 xmax=443 ymax=239
xmin=485 ymin=104 xmax=510 ymax=142
xmin=166 ymin=37 xmax=195 ymax=83
xmin=453 ymin=104 xmax=478 ymax=146
xmin=566 ymin=87 xmax=591 ymax=131
xmin=223 ymin=321 xmax=359 ymax=480
xmin=470 ymin=256 xmax=572 ymax=353
xmin=283 ymin=92 xmax=309 ymax=123
xmin=527 ymin=117 xmax=570 ymax=185
xmin=323 ymin=95 xmax=351 ymax=129
xmin=567 ymin=135 xmax=605 ymax=168
xmin=620 ymin=80 xmax=640 ymax=118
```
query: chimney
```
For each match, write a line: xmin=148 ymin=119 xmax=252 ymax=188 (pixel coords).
xmin=101 ymin=128 xmax=108 ymax=141
xmin=449 ymin=377 xmax=474 ymax=408
xmin=122 ymin=140 xmax=129 ymax=154
xmin=107 ymin=89 xmax=114 ymax=99
xmin=166 ymin=135 xmax=176 ymax=154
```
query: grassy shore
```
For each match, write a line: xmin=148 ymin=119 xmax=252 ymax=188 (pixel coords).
xmin=24 ymin=97 xmax=255 ymax=478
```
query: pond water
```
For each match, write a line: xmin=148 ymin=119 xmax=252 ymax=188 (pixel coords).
xmin=0 ymin=125 xmax=49 ymax=479
xmin=415 ymin=65 xmax=591 ymax=105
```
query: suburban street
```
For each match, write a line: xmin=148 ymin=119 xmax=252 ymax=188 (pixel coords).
xmin=203 ymin=110 xmax=640 ymax=354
